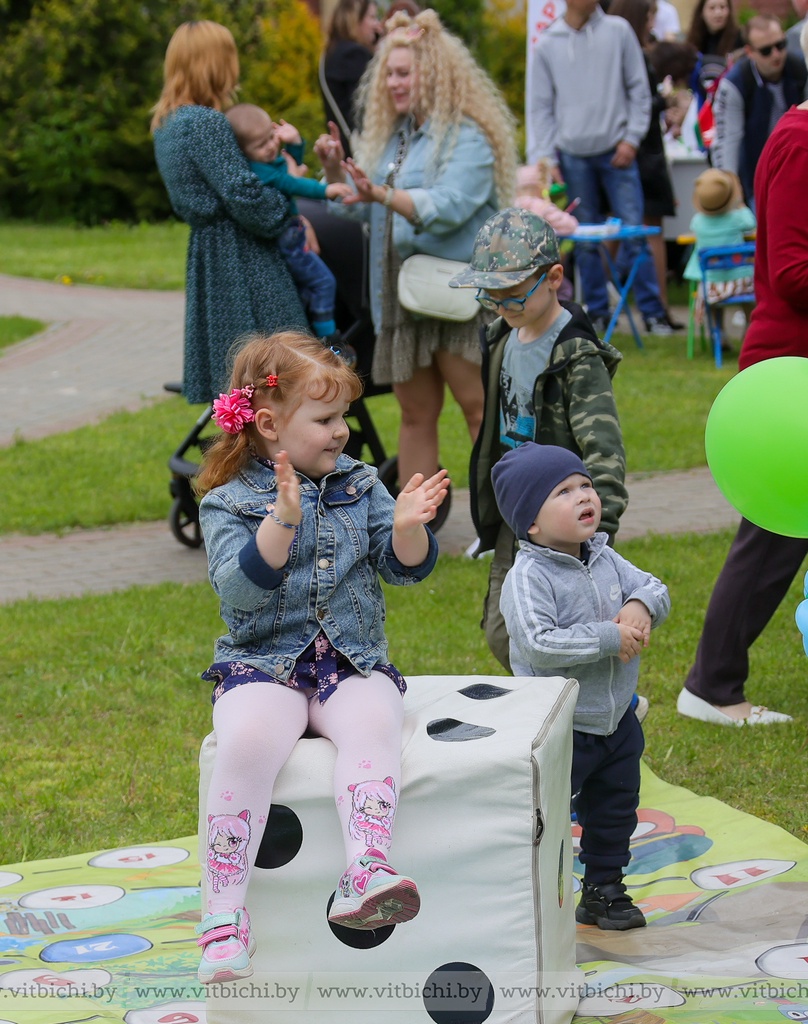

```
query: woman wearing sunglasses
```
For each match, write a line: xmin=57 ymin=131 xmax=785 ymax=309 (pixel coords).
xmin=712 ymin=13 xmax=807 ymax=207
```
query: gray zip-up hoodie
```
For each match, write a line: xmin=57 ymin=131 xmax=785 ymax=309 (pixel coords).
xmin=500 ymin=532 xmax=669 ymax=735
xmin=527 ymin=7 xmax=651 ymax=163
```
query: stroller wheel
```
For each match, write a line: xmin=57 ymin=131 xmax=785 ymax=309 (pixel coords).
xmin=169 ymin=496 xmax=203 ymax=549
xmin=377 ymin=457 xmax=452 ymax=534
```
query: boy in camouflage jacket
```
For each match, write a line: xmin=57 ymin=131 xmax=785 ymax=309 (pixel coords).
xmin=450 ymin=208 xmax=628 ymax=669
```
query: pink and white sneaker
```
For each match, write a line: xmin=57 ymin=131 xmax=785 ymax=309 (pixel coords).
xmin=195 ymin=907 xmax=255 ymax=985
xmin=328 ymin=848 xmax=420 ymax=930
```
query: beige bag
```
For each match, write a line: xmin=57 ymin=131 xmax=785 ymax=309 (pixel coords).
xmin=397 ymin=254 xmax=479 ymax=322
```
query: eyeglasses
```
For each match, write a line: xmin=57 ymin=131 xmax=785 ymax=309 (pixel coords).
xmin=475 ymin=272 xmax=547 ymax=312
xmin=751 ymin=38 xmax=786 ymax=56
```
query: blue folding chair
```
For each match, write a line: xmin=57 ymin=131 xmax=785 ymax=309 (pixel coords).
xmin=687 ymin=243 xmax=755 ymax=368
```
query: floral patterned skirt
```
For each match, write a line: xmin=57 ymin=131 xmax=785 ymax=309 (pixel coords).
xmin=202 ymin=632 xmax=406 ymax=706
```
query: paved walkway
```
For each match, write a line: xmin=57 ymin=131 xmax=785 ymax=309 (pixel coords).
xmin=0 ymin=274 xmax=183 ymax=444
xmin=0 ymin=274 xmax=739 ymax=604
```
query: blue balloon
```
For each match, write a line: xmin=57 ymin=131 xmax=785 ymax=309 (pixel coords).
xmin=796 ymin=575 xmax=808 ymax=657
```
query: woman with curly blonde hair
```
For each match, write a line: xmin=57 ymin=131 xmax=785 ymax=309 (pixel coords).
xmin=315 ymin=8 xmax=517 ymax=490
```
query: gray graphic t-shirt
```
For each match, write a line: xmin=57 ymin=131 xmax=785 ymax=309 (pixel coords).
xmin=499 ymin=307 xmax=572 ymax=449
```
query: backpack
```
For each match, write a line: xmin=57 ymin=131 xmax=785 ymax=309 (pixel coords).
xmin=697 ymin=63 xmax=735 ymax=150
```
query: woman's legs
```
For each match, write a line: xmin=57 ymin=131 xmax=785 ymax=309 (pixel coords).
xmin=392 ymin=364 xmax=444 ymax=485
xmin=683 ymin=519 xmax=808 ymax=717
xmin=435 ymin=350 xmax=484 ymax=443
xmin=644 ymin=215 xmax=669 ymax=312
xmin=392 ymin=352 xmax=483 ymax=487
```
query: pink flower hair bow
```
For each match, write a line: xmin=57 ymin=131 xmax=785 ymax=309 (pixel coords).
xmin=212 ymin=385 xmax=255 ymax=434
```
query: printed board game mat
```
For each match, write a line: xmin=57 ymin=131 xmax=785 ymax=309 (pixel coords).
xmin=0 ymin=764 xmax=806 ymax=1023
xmin=573 ymin=766 xmax=808 ymax=1024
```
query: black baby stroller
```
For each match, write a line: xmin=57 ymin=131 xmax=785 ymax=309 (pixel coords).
xmin=166 ymin=199 xmax=451 ymax=548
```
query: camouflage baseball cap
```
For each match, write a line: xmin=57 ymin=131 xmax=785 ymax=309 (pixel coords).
xmin=449 ymin=207 xmax=561 ymax=290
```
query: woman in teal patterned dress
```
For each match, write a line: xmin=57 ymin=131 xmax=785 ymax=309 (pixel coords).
xmin=151 ymin=21 xmax=308 ymax=404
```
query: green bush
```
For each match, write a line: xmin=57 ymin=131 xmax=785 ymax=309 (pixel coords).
xmin=241 ymin=0 xmax=325 ymax=158
xmin=0 ymin=0 xmax=525 ymax=224
xmin=431 ymin=0 xmax=485 ymax=47
xmin=0 ymin=0 xmax=322 ymax=224
xmin=0 ymin=0 xmax=174 ymax=222
xmin=477 ymin=0 xmax=528 ymax=156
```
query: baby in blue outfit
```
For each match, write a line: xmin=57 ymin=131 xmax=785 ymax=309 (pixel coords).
xmin=226 ymin=103 xmax=354 ymax=358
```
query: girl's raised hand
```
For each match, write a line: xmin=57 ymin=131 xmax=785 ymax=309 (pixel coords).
xmin=255 ymin=451 xmax=301 ymax=569
xmin=394 ymin=469 xmax=450 ymax=532
xmin=270 ymin=450 xmax=302 ymax=528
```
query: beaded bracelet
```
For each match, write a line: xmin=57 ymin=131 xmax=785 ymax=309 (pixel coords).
xmin=383 ymin=185 xmax=395 ymax=208
xmin=266 ymin=507 xmax=297 ymax=529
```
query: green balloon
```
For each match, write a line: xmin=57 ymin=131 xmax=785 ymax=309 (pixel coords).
xmin=705 ymin=356 xmax=808 ymax=538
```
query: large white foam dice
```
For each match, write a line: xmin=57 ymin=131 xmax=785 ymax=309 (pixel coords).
xmin=198 ymin=674 xmax=581 ymax=1024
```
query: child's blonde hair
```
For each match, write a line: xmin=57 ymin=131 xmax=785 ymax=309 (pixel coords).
xmin=196 ymin=332 xmax=364 ymax=494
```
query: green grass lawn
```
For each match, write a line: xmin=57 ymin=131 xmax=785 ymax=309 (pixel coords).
xmin=0 ymin=314 xmax=45 ymax=352
xmin=0 ymin=220 xmax=188 ymax=290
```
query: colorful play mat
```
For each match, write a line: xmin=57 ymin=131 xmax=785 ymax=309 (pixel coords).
xmin=1 ymin=764 xmax=807 ymax=1024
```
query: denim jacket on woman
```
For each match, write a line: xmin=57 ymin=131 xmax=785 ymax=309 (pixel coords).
xmin=333 ymin=115 xmax=498 ymax=331
xmin=199 ymin=455 xmax=438 ymax=680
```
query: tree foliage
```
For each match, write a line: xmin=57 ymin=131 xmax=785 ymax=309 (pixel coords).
xmin=0 ymin=0 xmax=526 ymax=224
xmin=241 ymin=0 xmax=325 ymax=163
xmin=0 ymin=0 xmax=173 ymax=222
xmin=0 ymin=0 xmax=323 ymax=223
xmin=476 ymin=0 xmax=528 ymax=156
xmin=430 ymin=0 xmax=485 ymax=48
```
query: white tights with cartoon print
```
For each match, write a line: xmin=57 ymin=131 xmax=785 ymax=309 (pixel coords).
xmin=204 ymin=672 xmax=405 ymax=916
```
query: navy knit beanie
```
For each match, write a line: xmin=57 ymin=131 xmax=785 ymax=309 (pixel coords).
xmin=491 ymin=443 xmax=591 ymax=540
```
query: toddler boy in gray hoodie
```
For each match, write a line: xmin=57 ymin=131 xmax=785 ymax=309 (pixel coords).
xmin=492 ymin=442 xmax=669 ymax=930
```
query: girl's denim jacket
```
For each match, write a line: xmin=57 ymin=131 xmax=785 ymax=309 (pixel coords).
xmin=199 ymin=455 xmax=438 ymax=679
xmin=332 ymin=116 xmax=498 ymax=331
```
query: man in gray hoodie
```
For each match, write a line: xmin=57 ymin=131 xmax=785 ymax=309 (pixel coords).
xmin=528 ymin=0 xmax=673 ymax=335
xmin=493 ymin=442 xmax=669 ymax=930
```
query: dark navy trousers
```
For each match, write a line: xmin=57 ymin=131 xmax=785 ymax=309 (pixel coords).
xmin=572 ymin=708 xmax=644 ymax=885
